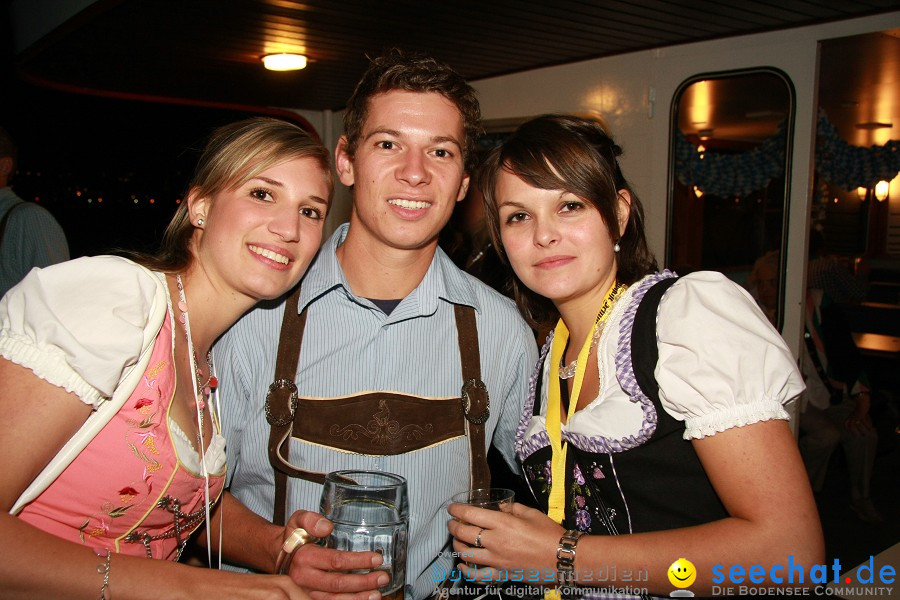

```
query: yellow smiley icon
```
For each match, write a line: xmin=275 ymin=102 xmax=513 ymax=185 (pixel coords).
xmin=668 ymin=558 xmax=697 ymax=588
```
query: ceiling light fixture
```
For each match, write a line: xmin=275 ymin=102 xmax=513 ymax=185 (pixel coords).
xmin=262 ymin=53 xmax=307 ymax=71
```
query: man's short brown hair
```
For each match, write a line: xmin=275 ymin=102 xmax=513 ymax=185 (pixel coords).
xmin=342 ymin=48 xmax=482 ymax=172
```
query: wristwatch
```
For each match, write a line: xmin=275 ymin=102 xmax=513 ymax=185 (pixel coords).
xmin=556 ymin=529 xmax=585 ymax=586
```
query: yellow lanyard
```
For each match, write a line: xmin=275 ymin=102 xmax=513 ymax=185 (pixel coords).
xmin=545 ymin=281 xmax=626 ymax=524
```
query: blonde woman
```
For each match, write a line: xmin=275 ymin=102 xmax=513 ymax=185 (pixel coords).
xmin=1 ymin=117 xmax=332 ymax=599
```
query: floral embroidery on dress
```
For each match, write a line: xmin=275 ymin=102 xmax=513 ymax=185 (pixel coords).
xmin=77 ymin=358 xmax=167 ymax=544
xmin=571 ymin=459 xmax=616 ymax=533
xmin=573 ymin=463 xmax=585 ymax=485
xmin=523 ymin=457 xmax=614 ymax=534
xmin=523 ymin=458 xmax=552 ymax=496
xmin=118 ymin=486 xmax=140 ymax=504
xmin=575 ymin=509 xmax=591 ymax=530
xmin=569 ymin=461 xmax=607 ymax=532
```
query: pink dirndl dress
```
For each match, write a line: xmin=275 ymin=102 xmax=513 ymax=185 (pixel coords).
xmin=18 ymin=310 xmax=226 ymax=560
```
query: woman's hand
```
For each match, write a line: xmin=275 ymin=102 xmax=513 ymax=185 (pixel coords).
xmin=447 ymin=502 xmax=564 ymax=582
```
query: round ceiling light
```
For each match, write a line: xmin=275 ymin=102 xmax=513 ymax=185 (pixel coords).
xmin=262 ymin=53 xmax=307 ymax=71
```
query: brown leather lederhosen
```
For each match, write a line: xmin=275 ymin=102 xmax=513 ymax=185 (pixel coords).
xmin=265 ymin=284 xmax=491 ymax=526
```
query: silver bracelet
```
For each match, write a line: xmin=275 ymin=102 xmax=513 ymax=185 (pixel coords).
xmin=95 ymin=549 xmax=111 ymax=600
xmin=556 ymin=529 xmax=584 ymax=587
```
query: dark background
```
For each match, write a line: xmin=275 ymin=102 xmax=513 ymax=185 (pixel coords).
xmin=1 ymin=6 xmax=259 ymax=258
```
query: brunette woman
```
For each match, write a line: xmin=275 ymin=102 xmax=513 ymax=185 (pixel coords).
xmin=448 ymin=115 xmax=822 ymax=597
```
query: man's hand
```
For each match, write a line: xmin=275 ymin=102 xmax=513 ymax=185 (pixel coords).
xmin=283 ymin=510 xmax=388 ymax=600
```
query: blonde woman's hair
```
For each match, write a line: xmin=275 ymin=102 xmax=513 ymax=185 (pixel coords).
xmin=133 ymin=117 xmax=332 ymax=272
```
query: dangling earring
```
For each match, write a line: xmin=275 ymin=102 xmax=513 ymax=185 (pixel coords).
xmin=613 ymin=242 xmax=621 ymax=253
xmin=197 ymin=218 xmax=205 ymax=227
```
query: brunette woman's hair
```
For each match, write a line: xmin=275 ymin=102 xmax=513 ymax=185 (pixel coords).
xmin=480 ymin=114 xmax=657 ymax=329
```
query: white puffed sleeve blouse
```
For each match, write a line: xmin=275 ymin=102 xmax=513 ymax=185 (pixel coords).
xmin=0 ymin=255 xmax=167 ymax=408
xmin=654 ymin=271 xmax=803 ymax=438
xmin=528 ymin=271 xmax=805 ymax=448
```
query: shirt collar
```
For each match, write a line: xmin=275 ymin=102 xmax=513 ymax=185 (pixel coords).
xmin=297 ymin=222 xmax=481 ymax=318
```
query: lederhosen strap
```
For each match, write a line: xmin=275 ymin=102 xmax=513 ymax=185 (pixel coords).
xmin=454 ymin=304 xmax=491 ymax=491
xmin=266 ymin=285 xmax=490 ymax=526
xmin=266 ymin=284 xmax=321 ymax=526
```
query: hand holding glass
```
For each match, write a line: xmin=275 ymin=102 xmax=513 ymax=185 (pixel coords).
xmin=449 ymin=488 xmax=514 ymax=573
xmin=450 ymin=488 xmax=514 ymax=513
xmin=319 ymin=470 xmax=408 ymax=600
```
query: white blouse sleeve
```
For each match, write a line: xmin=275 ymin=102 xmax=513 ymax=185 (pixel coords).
xmin=0 ymin=256 xmax=167 ymax=408
xmin=654 ymin=271 xmax=805 ymax=439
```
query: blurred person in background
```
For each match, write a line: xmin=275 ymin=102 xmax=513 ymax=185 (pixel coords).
xmin=0 ymin=124 xmax=69 ymax=297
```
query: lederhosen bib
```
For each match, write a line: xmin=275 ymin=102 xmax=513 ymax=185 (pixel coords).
xmin=265 ymin=284 xmax=491 ymax=526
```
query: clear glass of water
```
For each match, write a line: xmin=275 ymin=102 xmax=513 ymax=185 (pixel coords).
xmin=448 ymin=488 xmax=514 ymax=572
xmin=320 ymin=470 xmax=409 ymax=600
xmin=449 ymin=488 xmax=514 ymax=512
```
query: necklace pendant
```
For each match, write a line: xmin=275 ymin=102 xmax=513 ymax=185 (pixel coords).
xmin=558 ymin=363 xmax=578 ymax=379
xmin=557 ymin=320 xmax=604 ymax=380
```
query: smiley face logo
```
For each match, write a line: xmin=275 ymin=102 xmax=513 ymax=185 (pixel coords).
xmin=668 ymin=558 xmax=697 ymax=589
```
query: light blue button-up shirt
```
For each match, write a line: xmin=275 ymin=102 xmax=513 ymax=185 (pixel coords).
xmin=216 ymin=224 xmax=537 ymax=599
xmin=0 ymin=188 xmax=69 ymax=298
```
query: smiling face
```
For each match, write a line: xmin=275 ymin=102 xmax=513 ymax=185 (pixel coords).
xmin=336 ymin=90 xmax=470 ymax=255
xmin=667 ymin=558 xmax=697 ymax=589
xmin=189 ymin=156 xmax=330 ymax=304
xmin=496 ymin=169 xmax=629 ymax=311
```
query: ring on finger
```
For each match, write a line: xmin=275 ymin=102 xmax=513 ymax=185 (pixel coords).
xmin=283 ymin=527 xmax=318 ymax=553
xmin=275 ymin=527 xmax=319 ymax=575
xmin=474 ymin=528 xmax=485 ymax=549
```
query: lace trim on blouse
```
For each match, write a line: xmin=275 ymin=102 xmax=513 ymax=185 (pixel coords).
xmin=168 ymin=418 xmax=226 ymax=476
xmin=516 ymin=271 xmax=690 ymax=462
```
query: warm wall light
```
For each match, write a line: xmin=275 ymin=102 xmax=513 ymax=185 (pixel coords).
xmin=856 ymin=186 xmax=868 ymax=201
xmin=262 ymin=53 xmax=307 ymax=71
xmin=693 ymin=185 xmax=704 ymax=198
xmin=874 ymin=180 xmax=890 ymax=202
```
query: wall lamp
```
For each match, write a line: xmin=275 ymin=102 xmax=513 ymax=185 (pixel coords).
xmin=874 ymin=180 xmax=889 ymax=202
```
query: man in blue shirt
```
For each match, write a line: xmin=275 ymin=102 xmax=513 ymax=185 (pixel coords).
xmin=0 ymin=126 xmax=69 ymax=297
xmin=214 ymin=50 xmax=536 ymax=599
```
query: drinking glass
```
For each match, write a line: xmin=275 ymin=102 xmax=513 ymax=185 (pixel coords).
xmin=320 ymin=470 xmax=409 ymax=600
xmin=448 ymin=488 xmax=514 ymax=572
xmin=449 ymin=487 xmax=515 ymax=512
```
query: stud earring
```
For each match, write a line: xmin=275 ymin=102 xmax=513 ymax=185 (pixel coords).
xmin=613 ymin=242 xmax=620 ymax=253
xmin=197 ymin=218 xmax=205 ymax=227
